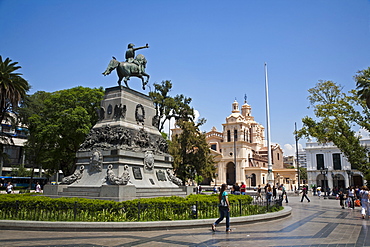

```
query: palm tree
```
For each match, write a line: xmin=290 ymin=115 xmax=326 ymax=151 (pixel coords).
xmin=0 ymin=56 xmax=30 ymax=124
xmin=355 ymin=67 xmax=370 ymax=109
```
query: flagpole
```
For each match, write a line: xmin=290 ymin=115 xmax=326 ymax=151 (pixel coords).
xmin=264 ymin=63 xmax=274 ymax=185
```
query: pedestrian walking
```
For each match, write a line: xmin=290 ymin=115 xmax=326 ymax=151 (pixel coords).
xmin=266 ymin=184 xmax=272 ymax=202
xmin=6 ymin=182 xmax=13 ymax=194
xmin=359 ymin=186 xmax=369 ymax=219
xmin=256 ymin=185 xmax=263 ymax=201
xmin=212 ymin=184 xmax=231 ymax=232
xmin=300 ymin=185 xmax=310 ymax=202
xmin=281 ymin=184 xmax=288 ymax=203
xmin=338 ymin=190 xmax=345 ymax=209
xmin=35 ymin=182 xmax=41 ymax=193
xmin=348 ymin=186 xmax=355 ymax=209
xmin=240 ymin=182 xmax=246 ymax=195
xmin=317 ymin=186 xmax=322 ymax=199
xmin=273 ymin=185 xmax=277 ymax=200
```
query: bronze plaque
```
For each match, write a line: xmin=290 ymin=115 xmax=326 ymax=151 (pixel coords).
xmin=156 ymin=170 xmax=167 ymax=181
xmin=132 ymin=167 xmax=142 ymax=180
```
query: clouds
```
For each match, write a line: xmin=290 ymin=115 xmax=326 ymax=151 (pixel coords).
xmin=282 ymin=143 xmax=304 ymax=157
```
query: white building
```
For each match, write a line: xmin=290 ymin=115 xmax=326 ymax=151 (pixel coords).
xmin=283 ymin=151 xmax=307 ymax=168
xmin=305 ymin=140 xmax=369 ymax=191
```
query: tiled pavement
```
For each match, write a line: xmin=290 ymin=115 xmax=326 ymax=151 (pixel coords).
xmin=1 ymin=194 xmax=369 ymax=247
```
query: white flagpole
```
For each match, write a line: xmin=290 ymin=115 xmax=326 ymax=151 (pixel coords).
xmin=264 ymin=63 xmax=274 ymax=185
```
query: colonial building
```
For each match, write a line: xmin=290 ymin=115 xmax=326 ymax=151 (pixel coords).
xmin=0 ymin=118 xmax=28 ymax=176
xmin=305 ymin=140 xmax=369 ymax=190
xmin=206 ymin=99 xmax=297 ymax=188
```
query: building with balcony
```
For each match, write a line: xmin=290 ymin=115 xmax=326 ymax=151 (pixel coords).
xmin=305 ymin=140 xmax=369 ymax=191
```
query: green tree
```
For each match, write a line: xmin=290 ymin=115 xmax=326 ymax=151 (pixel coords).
xmin=299 ymin=167 xmax=307 ymax=181
xmin=0 ymin=56 xmax=30 ymax=124
xmin=10 ymin=164 xmax=32 ymax=177
xmin=0 ymin=56 xmax=30 ymax=167
xmin=18 ymin=86 xmax=104 ymax=176
xmin=169 ymin=119 xmax=215 ymax=185
xmin=149 ymin=80 xmax=194 ymax=133
xmin=355 ymin=67 xmax=370 ymax=109
xmin=297 ymin=80 xmax=370 ymax=181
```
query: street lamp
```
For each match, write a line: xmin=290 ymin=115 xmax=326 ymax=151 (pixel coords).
xmin=331 ymin=173 xmax=340 ymax=191
xmin=319 ymin=167 xmax=328 ymax=199
xmin=215 ymin=173 xmax=218 ymax=186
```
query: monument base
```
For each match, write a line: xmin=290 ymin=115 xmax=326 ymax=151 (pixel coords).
xmin=44 ymin=86 xmax=190 ymax=201
xmin=44 ymin=184 xmax=193 ymax=202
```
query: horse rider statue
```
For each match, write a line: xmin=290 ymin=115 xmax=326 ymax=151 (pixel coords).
xmin=125 ymin=43 xmax=149 ymax=74
xmin=102 ymin=43 xmax=150 ymax=90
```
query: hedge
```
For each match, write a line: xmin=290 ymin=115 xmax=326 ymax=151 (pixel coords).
xmin=0 ymin=193 xmax=281 ymax=222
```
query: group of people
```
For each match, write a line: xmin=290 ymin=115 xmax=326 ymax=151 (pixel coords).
xmin=337 ymin=186 xmax=370 ymax=219
xmin=230 ymin=182 xmax=247 ymax=195
xmin=212 ymin=183 xmax=290 ymax=232
xmin=2 ymin=182 xmax=42 ymax=194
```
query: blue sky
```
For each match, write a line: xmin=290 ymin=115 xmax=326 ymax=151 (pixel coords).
xmin=1 ymin=0 xmax=370 ymax=156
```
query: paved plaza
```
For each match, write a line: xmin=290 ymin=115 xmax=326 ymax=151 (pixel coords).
xmin=1 ymin=193 xmax=369 ymax=247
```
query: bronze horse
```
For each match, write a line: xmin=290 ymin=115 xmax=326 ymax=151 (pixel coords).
xmin=102 ymin=54 xmax=149 ymax=90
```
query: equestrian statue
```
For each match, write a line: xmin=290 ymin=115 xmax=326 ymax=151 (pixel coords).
xmin=103 ymin=43 xmax=150 ymax=90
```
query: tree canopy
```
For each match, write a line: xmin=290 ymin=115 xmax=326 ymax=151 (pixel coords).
xmin=149 ymin=80 xmax=194 ymax=133
xmin=0 ymin=56 xmax=30 ymax=124
xmin=148 ymin=80 xmax=215 ymax=184
xmin=297 ymin=79 xmax=370 ymax=182
xmin=355 ymin=67 xmax=370 ymax=109
xmin=169 ymin=119 xmax=216 ymax=185
xmin=18 ymin=86 xmax=104 ymax=176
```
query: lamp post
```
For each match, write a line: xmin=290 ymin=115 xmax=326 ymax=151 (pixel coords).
xmin=215 ymin=173 xmax=218 ymax=187
xmin=331 ymin=173 xmax=339 ymax=196
xmin=319 ymin=167 xmax=328 ymax=199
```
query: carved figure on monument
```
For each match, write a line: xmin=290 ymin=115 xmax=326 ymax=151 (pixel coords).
xmin=121 ymin=129 xmax=132 ymax=146
xmin=134 ymin=128 xmax=151 ymax=149
xmin=167 ymin=169 xmax=183 ymax=186
xmin=156 ymin=137 xmax=168 ymax=153
xmin=96 ymin=106 xmax=105 ymax=121
xmin=135 ymin=104 xmax=145 ymax=125
xmin=79 ymin=124 xmax=170 ymax=154
xmin=61 ymin=165 xmax=85 ymax=184
xmin=152 ymin=115 xmax=160 ymax=129
xmin=90 ymin=149 xmax=103 ymax=173
xmin=144 ymin=151 xmax=155 ymax=170
xmin=102 ymin=43 xmax=150 ymax=90
xmin=114 ymin=104 xmax=127 ymax=120
xmin=106 ymin=164 xmax=130 ymax=185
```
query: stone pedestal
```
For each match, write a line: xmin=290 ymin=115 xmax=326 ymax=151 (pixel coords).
xmin=45 ymin=86 xmax=188 ymax=201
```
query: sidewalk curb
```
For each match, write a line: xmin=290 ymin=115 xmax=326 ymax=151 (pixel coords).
xmin=0 ymin=206 xmax=292 ymax=231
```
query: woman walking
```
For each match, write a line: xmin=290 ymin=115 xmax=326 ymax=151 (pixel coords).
xmin=212 ymin=184 xmax=231 ymax=232
xmin=359 ymin=186 xmax=369 ymax=219
xmin=348 ymin=186 xmax=355 ymax=209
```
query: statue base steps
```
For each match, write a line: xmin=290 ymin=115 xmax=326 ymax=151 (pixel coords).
xmin=44 ymin=184 xmax=193 ymax=202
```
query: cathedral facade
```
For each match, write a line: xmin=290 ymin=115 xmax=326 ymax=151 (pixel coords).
xmin=206 ymin=99 xmax=297 ymax=188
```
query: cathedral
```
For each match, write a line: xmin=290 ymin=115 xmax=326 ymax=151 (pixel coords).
xmin=205 ymin=98 xmax=298 ymax=188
